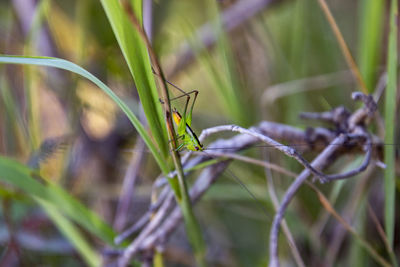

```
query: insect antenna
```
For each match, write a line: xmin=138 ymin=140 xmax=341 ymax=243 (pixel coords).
xmin=201 ymin=150 xmax=272 ymax=220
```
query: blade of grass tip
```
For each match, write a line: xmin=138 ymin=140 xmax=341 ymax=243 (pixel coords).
xmin=357 ymin=0 xmax=384 ymax=93
xmin=118 ymin=4 xmax=206 ymax=266
xmin=318 ymin=0 xmax=369 ymax=94
xmin=0 ymin=55 xmax=170 ymax=175
xmin=384 ymin=0 xmax=397 ymax=251
xmin=99 ymin=0 xmax=169 ymax=159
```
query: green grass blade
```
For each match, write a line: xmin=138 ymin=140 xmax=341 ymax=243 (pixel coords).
xmin=349 ymin=203 xmax=367 ymax=267
xmin=99 ymin=0 xmax=169 ymax=159
xmin=0 ymin=156 xmax=115 ymax=244
xmin=0 ymin=55 xmax=170 ymax=175
xmin=0 ymin=76 xmax=28 ymax=149
xmin=98 ymin=3 xmax=208 ymax=264
xmin=211 ymin=4 xmax=247 ymax=125
xmin=195 ymin=1 xmax=247 ymax=126
xmin=178 ymin=0 xmax=248 ymax=126
xmin=384 ymin=0 xmax=397 ymax=250
xmin=37 ymin=199 xmax=101 ymax=267
xmin=23 ymin=0 xmax=51 ymax=148
xmin=357 ymin=0 xmax=384 ymax=92
xmin=0 ymin=156 xmax=115 ymax=265
xmin=179 ymin=199 xmax=206 ymax=266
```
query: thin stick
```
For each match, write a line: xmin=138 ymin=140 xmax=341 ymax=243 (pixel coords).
xmin=116 ymin=191 xmax=176 ymax=258
xmin=114 ymin=213 xmax=150 ymax=245
xmin=200 ymin=124 xmax=347 ymax=182
xmin=324 ymin=133 xmax=372 ymax=181
xmin=113 ymin=138 xmax=145 ymax=231
xmin=318 ymin=0 xmax=368 ymax=94
xmin=140 ymin=162 xmax=230 ymax=251
xmin=315 ymin=190 xmax=391 ymax=267
xmin=152 ymin=69 xmax=198 ymax=101
xmin=152 ymin=69 xmax=199 ymax=126
xmin=121 ymin=3 xmax=205 ymax=266
xmin=264 ymin=155 xmax=306 ymax=267
xmin=114 ymin=190 xmax=174 ymax=245
xmin=367 ymin=204 xmax=396 ymax=259
xmin=200 ymin=150 xmax=297 ymax=178
xmin=114 ymin=114 xmax=378 ymax=264
xmin=268 ymin=135 xmax=347 ymax=267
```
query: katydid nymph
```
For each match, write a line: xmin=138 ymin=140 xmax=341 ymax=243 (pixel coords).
xmin=172 ymin=108 xmax=204 ymax=152
xmin=156 ymin=73 xmax=271 ymax=218
xmin=155 ymin=73 xmax=204 ymax=152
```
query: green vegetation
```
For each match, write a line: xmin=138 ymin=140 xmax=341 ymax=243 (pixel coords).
xmin=0 ymin=0 xmax=397 ymax=266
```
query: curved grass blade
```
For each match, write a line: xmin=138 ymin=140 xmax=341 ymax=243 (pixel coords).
xmin=100 ymin=0 xmax=169 ymax=159
xmin=37 ymin=200 xmax=100 ymax=267
xmin=0 ymin=156 xmax=113 ymax=266
xmin=0 ymin=156 xmax=115 ymax=243
xmin=357 ymin=0 xmax=384 ymax=93
xmin=0 ymin=55 xmax=169 ymax=175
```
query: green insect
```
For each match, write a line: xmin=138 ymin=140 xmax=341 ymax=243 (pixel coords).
xmin=172 ymin=106 xmax=203 ymax=152
xmin=153 ymin=68 xmax=203 ymax=152
xmin=160 ymin=76 xmax=204 ymax=152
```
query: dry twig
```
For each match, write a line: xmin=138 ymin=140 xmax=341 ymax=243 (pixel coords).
xmin=114 ymin=90 xmax=383 ymax=266
xmin=268 ymin=92 xmax=378 ymax=267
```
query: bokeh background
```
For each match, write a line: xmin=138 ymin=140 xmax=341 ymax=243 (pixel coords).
xmin=0 ymin=0 xmax=398 ymax=266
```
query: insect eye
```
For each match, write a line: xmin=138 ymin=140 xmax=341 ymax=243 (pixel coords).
xmin=195 ymin=146 xmax=199 ymax=151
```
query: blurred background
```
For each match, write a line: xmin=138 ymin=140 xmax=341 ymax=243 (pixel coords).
xmin=0 ymin=0 xmax=398 ymax=266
